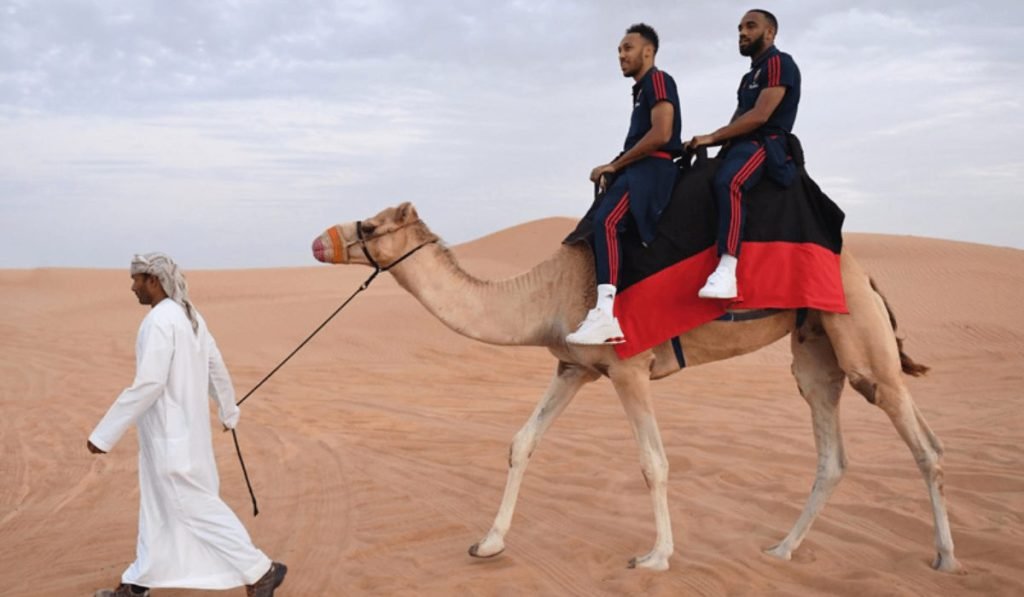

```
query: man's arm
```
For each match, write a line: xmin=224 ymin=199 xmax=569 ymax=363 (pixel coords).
xmin=590 ymin=101 xmax=674 ymax=187
xmin=728 ymin=105 xmax=743 ymax=124
xmin=688 ymin=86 xmax=786 ymax=149
xmin=88 ymin=321 xmax=173 ymax=453
xmin=206 ymin=333 xmax=240 ymax=430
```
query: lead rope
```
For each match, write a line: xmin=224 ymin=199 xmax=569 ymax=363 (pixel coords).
xmin=230 ymin=236 xmax=436 ymax=516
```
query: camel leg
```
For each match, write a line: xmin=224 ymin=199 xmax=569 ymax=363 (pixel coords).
xmin=871 ymin=384 xmax=961 ymax=572
xmin=765 ymin=323 xmax=847 ymax=560
xmin=823 ymin=270 xmax=962 ymax=573
xmin=610 ymin=364 xmax=673 ymax=571
xmin=469 ymin=362 xmax=597 ymax=558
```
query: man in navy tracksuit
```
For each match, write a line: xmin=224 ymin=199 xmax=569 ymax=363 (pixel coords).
xmin=566 ymin=23 xmax=683 ymax=345
xmin=688 ymin=9 xmax=801 ymax=299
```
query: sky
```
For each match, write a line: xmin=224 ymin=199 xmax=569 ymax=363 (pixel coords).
xmin=2 ymin=0 xmax=1022 ymax=268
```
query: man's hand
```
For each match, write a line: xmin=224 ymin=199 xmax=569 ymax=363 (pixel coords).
xmin=590 ymin=164 xmax=616 ymax=192
xmin=87 ymin=440 xmax=106 ymax=454
xmin=685 ymin=134 xmax=716 ymax=152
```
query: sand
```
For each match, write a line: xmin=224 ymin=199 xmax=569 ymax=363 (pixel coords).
xmin=1 ymin=222 xmax=1022 ymax=596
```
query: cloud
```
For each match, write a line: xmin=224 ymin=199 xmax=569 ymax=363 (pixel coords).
xmin=1 ymin=0 xmax=1022 ymax=267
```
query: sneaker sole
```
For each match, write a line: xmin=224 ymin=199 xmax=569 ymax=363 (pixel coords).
xmin=698 ymin=290 xmax=737 ymax=299
xmin=566 ymin=336 xmax=626 ymax=345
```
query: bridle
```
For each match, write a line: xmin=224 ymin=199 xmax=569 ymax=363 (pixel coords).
xmin=348 ymin=218 xmax=437 ymax=272
xmin=327 ymin=218 xmax=437 ymax=272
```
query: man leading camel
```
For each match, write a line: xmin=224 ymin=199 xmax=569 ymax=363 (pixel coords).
xmin=687 ymin=9 xmax=801 ymax=299
xmin=88 ymin=253 xmax=286 ymax=597
xmin=567 ymin=23 xmax=683 ymax=345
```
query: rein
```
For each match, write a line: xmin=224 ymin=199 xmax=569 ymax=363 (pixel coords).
xmin=230 ymin=222 xmax=437 ymax=516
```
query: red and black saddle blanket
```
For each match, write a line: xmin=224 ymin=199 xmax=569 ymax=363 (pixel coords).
xmin=564 ymin=136 xmax=848 ymax=359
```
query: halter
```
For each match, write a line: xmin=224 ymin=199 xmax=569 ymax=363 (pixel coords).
xmin=345 ymin=218 xmax=437 ymax=272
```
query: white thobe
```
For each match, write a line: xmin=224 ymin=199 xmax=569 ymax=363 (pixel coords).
xmin=90 ymin=299 xmax=271 ymax=589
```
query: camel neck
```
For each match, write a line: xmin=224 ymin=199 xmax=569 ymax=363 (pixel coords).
xmin=385 ymin=243 xmax=581 ymax=347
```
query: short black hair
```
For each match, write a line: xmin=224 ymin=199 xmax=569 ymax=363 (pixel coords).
xmin=626 ymin=23 xmax=659 ymax=54
xmin=749 ymin=9 xmax=779 ymax=33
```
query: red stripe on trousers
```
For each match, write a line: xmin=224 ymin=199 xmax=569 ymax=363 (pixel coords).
xmin=727 ymin=148 xmax=766 ymax=254
xmin=728 ymin=149 xmax=766 ymax=253
xmin=605 ymin=192 xmax=631 ymax=285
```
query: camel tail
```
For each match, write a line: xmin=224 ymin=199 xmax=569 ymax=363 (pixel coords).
xmin=869 ymin=277 xmax=930 ymax=377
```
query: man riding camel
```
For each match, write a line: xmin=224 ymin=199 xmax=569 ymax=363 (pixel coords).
xmin=567 ymin=23 xmax=683 ymax=345
xmin=687 ymin=8 xmax=801 ymax=300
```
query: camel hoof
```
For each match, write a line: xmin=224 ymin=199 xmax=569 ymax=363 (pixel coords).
xmin=468 ymin=543 xmax=504 ymax=559
xmin=763 ymin=544 xmax=793 ymax=561
xmin=627 ymin=553 xmax=670 ymax=571
xmin=932 ymin=553 xmax=966 ymax=574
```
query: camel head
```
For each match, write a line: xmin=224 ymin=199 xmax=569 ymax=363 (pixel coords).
xmin=311 ymin=202 xmax=437 ymax=268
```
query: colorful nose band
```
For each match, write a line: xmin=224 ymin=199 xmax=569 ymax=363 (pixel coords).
xmin=327 ymin=226 xmax=346 ymax=264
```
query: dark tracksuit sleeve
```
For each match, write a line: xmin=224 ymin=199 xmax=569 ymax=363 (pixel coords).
xmin=765 ymin=53 xmax=798 ymax=89
xmin=643 ymin=69 xmax=679 ymax=109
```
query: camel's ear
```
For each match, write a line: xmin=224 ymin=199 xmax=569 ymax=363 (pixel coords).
xmin=395 ymin=201 xmax=418 ymax=224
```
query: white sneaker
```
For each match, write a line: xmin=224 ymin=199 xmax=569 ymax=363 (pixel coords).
xmin=566 ymin=308 xmax=626 ymax=345
xmin=698 ymin=269 xmax=737 ymax=299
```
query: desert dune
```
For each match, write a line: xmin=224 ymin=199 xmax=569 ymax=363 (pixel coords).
xmin=1 ymin=221 xmax=1022 ymax=596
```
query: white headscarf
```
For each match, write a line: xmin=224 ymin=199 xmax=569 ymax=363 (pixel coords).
xmin=130 ymin=252 xmax=199 ymax=334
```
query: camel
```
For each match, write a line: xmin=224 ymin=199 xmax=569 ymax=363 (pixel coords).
xmin=310 ymin=201 xmax=961 ymax=573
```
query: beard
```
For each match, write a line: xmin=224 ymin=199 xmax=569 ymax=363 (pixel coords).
xmin=134 ymin=287 xmax=155 ymax=304
xmin=740 ymin=33 xmax=766 ymax=57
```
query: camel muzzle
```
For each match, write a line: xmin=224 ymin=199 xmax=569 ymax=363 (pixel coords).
xmin=311 ymin=228 xmax=349 ymax=264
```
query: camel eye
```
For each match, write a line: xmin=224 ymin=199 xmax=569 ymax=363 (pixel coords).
xmin=361 ymin=223 xmax=377 ymax=235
